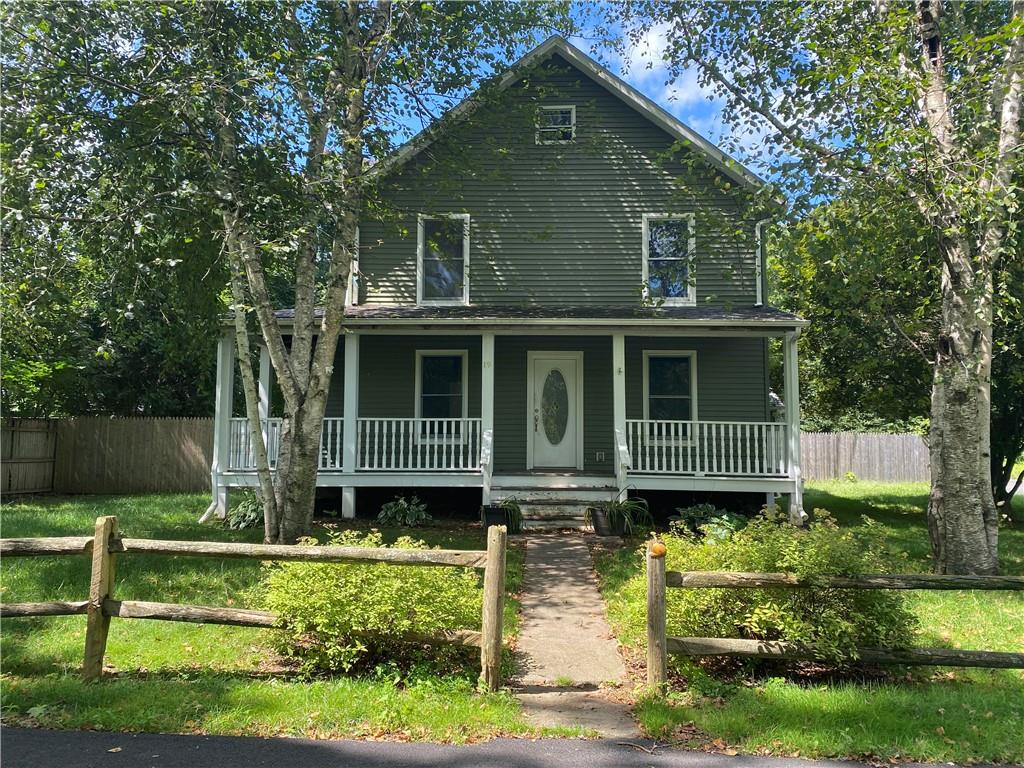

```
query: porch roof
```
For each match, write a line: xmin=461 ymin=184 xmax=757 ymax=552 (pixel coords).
xmin=265 ymin=304 xmax=806 ymax=332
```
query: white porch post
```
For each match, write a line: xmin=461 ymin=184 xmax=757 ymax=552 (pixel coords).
xmin=209 ymin=331 xmax=235 ymax=520
xmin=258 ymin=344 xmax=270 ymax=420
xmin=783 ymin=330 xmax=806 ymax=524
xmin=480 ymin=332 xmax=495 ymax=504
xmin=341 ymin=331 xmax=360 ymax=519
xmin=612 ymin=333 xmax=627 ymax=493
xmin=258 ymin=343 xmax=271 ymax=458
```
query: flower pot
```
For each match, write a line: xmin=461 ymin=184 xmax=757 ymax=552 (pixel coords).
xmin=481 ymin=505 xmax=506 ymax=530
xmin=589 ymin=507 xmax=614 ymax=536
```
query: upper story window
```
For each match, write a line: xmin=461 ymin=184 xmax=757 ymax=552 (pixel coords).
xmin=536 ymin=105 xmax=576 ymax=144
xmin=642 ymin=351 xmax=697 ymax=422
xmin=642 ymin=213 xmax=696 ymax=306
xmin=417 ymin=214 xmax=469 ymax=305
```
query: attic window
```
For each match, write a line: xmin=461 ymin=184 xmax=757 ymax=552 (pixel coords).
xmin=536 ymin=105 xmax=575 ymax=144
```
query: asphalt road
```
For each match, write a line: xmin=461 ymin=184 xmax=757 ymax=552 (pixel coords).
xmin=1 ymin=728 xmax=912 ymax=768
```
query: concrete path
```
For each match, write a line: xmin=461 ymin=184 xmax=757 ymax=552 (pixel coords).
xmin=513 ymin=535 xmax=635 ymax=737
xmin=3 ymin=728 xmax=957 ymax=768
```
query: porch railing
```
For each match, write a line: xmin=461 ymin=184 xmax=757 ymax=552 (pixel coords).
xmin=625 ymin=420 xmax=788 ymax=477
xmin=227 ymin=417 xmax=484 ymax=473
xmin=358 ymin=418 xmax=482 ymax=471
xmin=227 ymin=417 xmax=344 ymax=471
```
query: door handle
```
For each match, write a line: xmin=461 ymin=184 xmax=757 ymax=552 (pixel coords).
xmin=534 ymin=410 xmax=539 ymax=433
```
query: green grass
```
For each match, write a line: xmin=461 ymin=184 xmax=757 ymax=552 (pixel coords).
xmin=0 ymin=494 xmax=550 ymax=741
xmin=591 ymin=481 xmax=1024 ymax=763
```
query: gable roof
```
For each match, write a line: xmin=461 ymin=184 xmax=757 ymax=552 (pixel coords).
xmin=379 ymin=35 xmax=767 ymax=190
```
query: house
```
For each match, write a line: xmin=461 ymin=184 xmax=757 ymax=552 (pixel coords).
xmin=208 ymin=36 xmax=807 ymax=527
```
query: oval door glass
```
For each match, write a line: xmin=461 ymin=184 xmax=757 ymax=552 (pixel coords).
xmin=541 ymin=369 xmax=569 ymax=445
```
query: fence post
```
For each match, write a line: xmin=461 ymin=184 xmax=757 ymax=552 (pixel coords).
xmin=479 ymin=524 xmax=507 ymax=691
xmin=83 ymin=515 xmax=118 ymax=680
xmin=647 ymin=539 xmax=668 ymax=690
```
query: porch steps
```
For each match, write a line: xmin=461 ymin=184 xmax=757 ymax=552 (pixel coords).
xmin=491 ymin=485 xmax=618 ymax=532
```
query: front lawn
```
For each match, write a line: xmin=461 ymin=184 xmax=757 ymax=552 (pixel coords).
xmin=591 ymin=482 xmax=1024 ymax=764
xmin=0 ymin=494 xmax=553 ymax=741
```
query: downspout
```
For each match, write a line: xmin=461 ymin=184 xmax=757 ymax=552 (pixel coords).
xmin=754 ymin=218 xmax=770 ymax=307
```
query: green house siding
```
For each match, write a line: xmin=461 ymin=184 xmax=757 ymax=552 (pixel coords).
xmin=359 ymin=53 xmax=759 ymax=308
xmin=624 ymin=336 xmax=769 ymax=422
xmin=356 ymin=335 xmax=482 ymax=419
xmin=324 ymin=345 xmax=345 ymax=418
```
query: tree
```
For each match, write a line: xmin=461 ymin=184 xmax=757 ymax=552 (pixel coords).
xmin=4 ymin=1 xmax=566 ymax=542
xmin=770 ymin=194 xmax=1024 ymax=515
xmin=617 ymin=1 xmax=1023 ymax=573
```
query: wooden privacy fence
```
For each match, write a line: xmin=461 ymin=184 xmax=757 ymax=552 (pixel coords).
xmin=2 ymin=418 xmax=58 ymax=494
xmin=644 ymin=541 xmax=1024 ymax=688
xmin=53 ymin=417 xmax=214 ymax=494
xmin=0 ymin=518 xmax=508 ymax=690
xmin=801 ymin=431 xmax=929 ymax=482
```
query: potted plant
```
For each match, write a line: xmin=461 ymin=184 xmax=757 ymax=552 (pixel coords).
xmin=587 ymin=497 xmax=653 ymax=536
xmin=481 ymin=497 xmax=523 ymax=533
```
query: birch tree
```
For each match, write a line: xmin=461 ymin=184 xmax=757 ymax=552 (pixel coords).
xmin=615 ymin=1 xmax=1022 ymax=574
xmin=4 ymin=1 xmax=565 ymax=542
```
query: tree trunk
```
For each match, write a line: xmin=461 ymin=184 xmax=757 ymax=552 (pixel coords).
xmin=223 ymin=221 xmax=280 ymax=541
xmin=273 ymin=399 xmax=328 ymax=544
xmin=926 ymin=239 xmax=999 ymax=574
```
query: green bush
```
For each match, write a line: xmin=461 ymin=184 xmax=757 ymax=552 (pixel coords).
xmin=672 ymin=503 xmax=747 ymax=540
xmin=226 ymin=491 xmax=262 ymax=530
xmin=261 ymin=530 xmax=481 ymax=675
xmin=627 ymin=509 xmax=918 ymax=667
xmin=377 ymin=495 xmax=431 ymax=527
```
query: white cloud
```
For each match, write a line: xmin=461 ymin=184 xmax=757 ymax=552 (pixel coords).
xmin=616 ymin=22 xmax=715 ymax=109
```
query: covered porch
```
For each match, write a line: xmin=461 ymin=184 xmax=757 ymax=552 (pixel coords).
xmin=210 ymin=306 xmax=807 ymax=521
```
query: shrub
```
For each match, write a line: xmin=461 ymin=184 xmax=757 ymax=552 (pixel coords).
xmin=377 ymin=495 xmax=431 ymax=527
xmin=226 ymin=491 xmax=262 ymax=530
xmin=626 ymin=509 xmax=917 ymax=667
xmin=497 ymin=497 xmax=524 ymax=534
xmin=262 ymin=530 xmax=481 ymax=674
xmin=672 ymin=503 xmax=747 ymax=540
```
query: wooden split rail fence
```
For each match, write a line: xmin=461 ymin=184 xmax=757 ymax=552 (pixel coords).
xmin=645 ymin=541 xmax=1024 ymax=688
xmin=0 ymin=517 xmax=508 ymax=690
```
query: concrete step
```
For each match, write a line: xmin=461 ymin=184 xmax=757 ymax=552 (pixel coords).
xmin=518 ymin=501 xmax=595 ymax=520
xmin=491 ymin=487 xmax=615 ymax=504
xmin=521 ymin=518 xmax=592 ymax=532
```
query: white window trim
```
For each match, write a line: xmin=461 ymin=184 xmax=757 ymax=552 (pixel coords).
xmin=642 ymin=350 xmax=698 ymax=444
xmin=346 ymin=225 xmax=360 ymax=307
xmin=415 ymin=349 xmax=470 ymax=444
xmin=535 ymin=104 xmax=576 ymax=145
xmin=641 ymin=212 xmax=697 ymax=307
xmin=416 ymin=213 xmax=470 ymax=306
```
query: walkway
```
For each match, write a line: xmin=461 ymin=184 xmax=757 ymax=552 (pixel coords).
xmin=513 ymin=534 xmax=635 ymax=737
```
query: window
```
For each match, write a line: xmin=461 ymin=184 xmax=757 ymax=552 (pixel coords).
xmin=642 ymin=213 xmax=696 ymax=306
xmin=642 ymin=351 xmax=697 ymax=422
xmin=416 ymin=350 xmax=469 ymax=437
xmin=417 ymin=214 xmax=469 ymax=304
xmin=536 ymin=105 xmax=576 ymax=144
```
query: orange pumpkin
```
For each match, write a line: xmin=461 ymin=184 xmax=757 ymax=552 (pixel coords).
xmin=649 ymin=541 xmax=667 ymax=558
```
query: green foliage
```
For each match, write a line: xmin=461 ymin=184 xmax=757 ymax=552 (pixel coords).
xmin=588 ymin=497 xmax=654 ymax=535
xmin=225 ymin=491 xmax=263 ymax=530
xmin=497 ymin=498 xmax=523 ymax=534
xmin=625 ymin=510 xmax=918 ymax=666
xmin=671 ymin=503 xmax=747 ymax=540
xmin=377 ymin=495 xmax=431 ymax=527
xmin=261 ymin=530 xmax=482 ymax=675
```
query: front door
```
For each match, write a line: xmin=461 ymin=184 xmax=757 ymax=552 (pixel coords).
xmin=528 ymin=352 xmax=583 ymax=469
